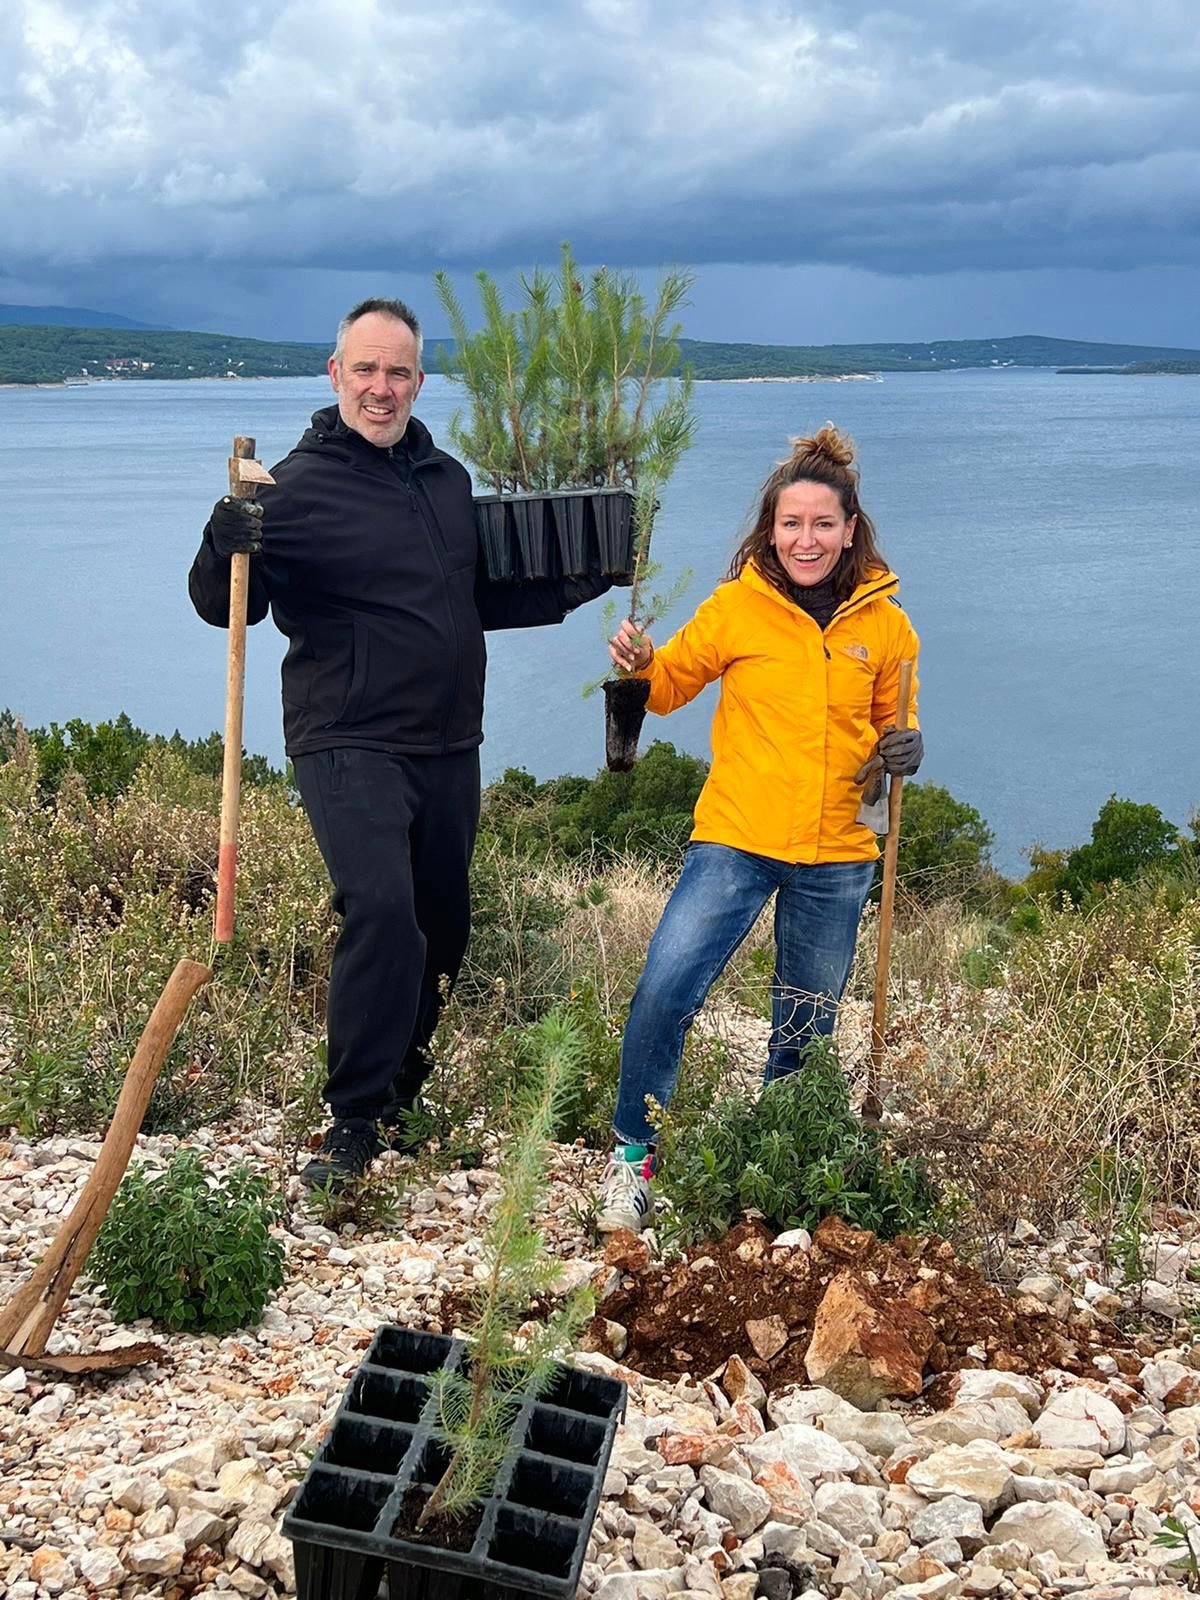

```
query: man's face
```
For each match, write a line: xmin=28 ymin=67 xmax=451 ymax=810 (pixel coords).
xmin=328 ymin=312 xmax=424 ymax=449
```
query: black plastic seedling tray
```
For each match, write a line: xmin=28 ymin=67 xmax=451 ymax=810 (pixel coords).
xmin=283 ymin=1325 xmax=626 ymax=1600
xmin=591 ymin=491 xmax=635 ymax=576
xmin=474 ymin=489 xmax=635 ymax=584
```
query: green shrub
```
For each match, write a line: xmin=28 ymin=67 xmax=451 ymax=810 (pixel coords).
xmin=959 ymin=939 xmax=1007 ymax=990
xmin=0 ymin=709 xmax=285 ymax=804
xmin=478 ymin=743 xmax=707 ymax=866
xmin=1059 ymin=796 xmax=1182 ymax=903
xmin=89 ymin=1149 xmax=285 ymax=1333
xmin=893 ymin=781 xmax=995 ymax=904
xmin=658 ymin=1041 xmax=938 ymax=1246
xmin=549 ymin=742 xmax=706 ymax=862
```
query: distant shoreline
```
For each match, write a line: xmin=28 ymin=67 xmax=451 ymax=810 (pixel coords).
xmin=0 ymin=374 xmax=302 ymax=391
xmin=6 ymin=325 xmax=1200 ymax=387
xmin=698 ymin=372 xmax=882 ymax=384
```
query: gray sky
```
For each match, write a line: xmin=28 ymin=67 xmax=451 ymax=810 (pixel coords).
xmin=3 ymin=0 xmax=1198 ymax=344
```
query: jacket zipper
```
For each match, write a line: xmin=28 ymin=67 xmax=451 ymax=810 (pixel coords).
xmin=404 ymin=455 xmax=463 ymax=748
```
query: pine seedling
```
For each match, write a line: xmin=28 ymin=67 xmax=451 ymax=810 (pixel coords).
xmin=434 ymin=245 xmax=697 ymax=631
xmin=416 ymin=1008 xmax=592 ymax=1529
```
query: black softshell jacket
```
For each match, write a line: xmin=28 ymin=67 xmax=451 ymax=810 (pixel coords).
xmin=188 ymin=407 xmax=596 ymax=758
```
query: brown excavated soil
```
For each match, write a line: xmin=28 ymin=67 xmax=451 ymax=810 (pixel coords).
xmin=591 ymin=1216 xmax=1140 ymax=1393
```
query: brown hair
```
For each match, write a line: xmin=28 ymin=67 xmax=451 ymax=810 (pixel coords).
xmin=728 ymin=423 xmax=886 ymax=602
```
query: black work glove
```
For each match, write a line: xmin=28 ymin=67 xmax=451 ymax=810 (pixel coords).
xmin=854 ymin=727 xmax=924 ymax=806
xmin=207 ymin=495 xmax=265 ymax=558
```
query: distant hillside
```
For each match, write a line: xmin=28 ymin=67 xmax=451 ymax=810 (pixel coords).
xmin=671 ymin=334 xmax=1200 ymax=379
xmin=0 ymin=303 xmax=170 ymax=332
xmin=428 ymin=332 xmax=1200 ymax=379
xmin=4 ymin=322 xmax=1200 ymax=386
xmin=0 ymin=325 xmax=326 ymax=384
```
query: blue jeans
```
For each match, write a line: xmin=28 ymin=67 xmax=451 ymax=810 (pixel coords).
xmin=612 ymin=844 xmax=875 ymax=1146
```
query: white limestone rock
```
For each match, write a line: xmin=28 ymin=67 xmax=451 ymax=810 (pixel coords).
xmin=126 ymin=1535 xmax=187 ymax=1577
xmin=812 ymin=1482 xmax=885 ymax=1545
xmin=1036 ymin=1388 xmax=1126 ymax=1456
xmin=742 ymin=1423 xmax=858 ymax=1480
xmin=698 ymin=1465 xmax=771 ymax=1537
xmin=913 ymin=1398 xmax=1032 ymax=1447
xmin=909 ymin=1494 xmax=986 ymax=1549
xmin=906 ymin=1441 xmax=1016 ymax=1516
xmin=987 ymin=1501 xmax=1106 ymax=1566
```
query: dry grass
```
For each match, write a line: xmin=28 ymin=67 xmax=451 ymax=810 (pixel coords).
xmin=881 ymin=882 xmax=1200 ymax=1244
xmin=6 ymin=733 xmax=1198 ymax=1255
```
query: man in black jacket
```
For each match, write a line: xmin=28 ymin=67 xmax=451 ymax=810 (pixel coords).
xmin=189 ymin=297 xmax=622 ymax=1187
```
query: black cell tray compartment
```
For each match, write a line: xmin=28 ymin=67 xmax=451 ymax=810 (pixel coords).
xmin=346 ymin=1369 xmax=429 ymax=1426
xmin=283 ymin=1322 xmax=626 ymax=1600
xmin=474 ymin=488 xmax=636 ymax=585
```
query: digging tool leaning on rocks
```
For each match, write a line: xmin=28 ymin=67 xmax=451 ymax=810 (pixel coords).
xmin=597 ymin=424 xmax=922 ymax=1233
xmin=189 ymin=296 xmax=628 ymax=1189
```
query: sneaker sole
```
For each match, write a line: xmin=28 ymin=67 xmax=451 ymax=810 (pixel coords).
xmin=595 ymin=1207 xmax=653 ymax=1235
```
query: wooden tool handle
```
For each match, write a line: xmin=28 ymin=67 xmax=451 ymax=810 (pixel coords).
xmin=868 ymin=659 xmax=915 ymax=1101
xmin=0 ymin=959 xmax=211 ymax=1357
xmin=215 ymin=436 xmax=256 ymax=944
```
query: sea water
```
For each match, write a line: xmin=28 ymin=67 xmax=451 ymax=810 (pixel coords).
xmin=1 ymin=369 xmax=1196 ymax=874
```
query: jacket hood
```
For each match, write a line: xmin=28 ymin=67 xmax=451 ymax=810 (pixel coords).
xmin=294 ymin=404 xmax=441 ymax=464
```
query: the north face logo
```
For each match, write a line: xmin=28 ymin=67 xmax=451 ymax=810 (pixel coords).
xmin=844 ymin=643 xmax=868 ymax=661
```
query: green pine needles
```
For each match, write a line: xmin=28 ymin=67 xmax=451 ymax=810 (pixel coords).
xmin=417 ymin=1008 xmax=593 ymax=1529
xmin=434 ymin=243 xmax=698 ymax=630
xmin=88 ymin=1149 xmax=285 ymax=1333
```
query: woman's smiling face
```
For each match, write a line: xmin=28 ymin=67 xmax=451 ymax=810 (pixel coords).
xmin=771 ymin=481 xmax=856 ymax=586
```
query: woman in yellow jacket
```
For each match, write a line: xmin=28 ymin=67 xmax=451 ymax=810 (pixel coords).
xmin=597 ymin=425 xmax=922 ymax=1234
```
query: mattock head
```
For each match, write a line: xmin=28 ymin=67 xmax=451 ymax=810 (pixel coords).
xmin=228 ymin=435 xmax=276 ymax=500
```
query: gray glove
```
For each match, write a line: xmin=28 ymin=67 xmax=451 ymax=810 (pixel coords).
xmin=853 ymin=727 xmax=924 ymax=805
xmin=208 ymin=495 xmax=264 ymax=557
xmin=879 ymin=726 xmax=923 ymax=776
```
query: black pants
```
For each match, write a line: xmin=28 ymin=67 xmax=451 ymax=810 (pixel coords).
xmin=292 ymin=747 xmax=481 ymax=1120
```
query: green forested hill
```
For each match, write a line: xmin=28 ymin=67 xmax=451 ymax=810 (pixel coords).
xmin=3 ymin=323 xmax=1199 ymax=386
xmin=672 ymin=334 xmax=1200 ymax=378
xmin=0 ymin=325 xmax=328 ymax=385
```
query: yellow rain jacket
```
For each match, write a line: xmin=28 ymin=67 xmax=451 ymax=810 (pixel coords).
xmin=638 ymin=562 xmax=920 ymax=864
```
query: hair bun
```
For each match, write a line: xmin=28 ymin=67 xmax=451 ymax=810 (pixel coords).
xmin=789 ymin=423 xmax=855 ymax=469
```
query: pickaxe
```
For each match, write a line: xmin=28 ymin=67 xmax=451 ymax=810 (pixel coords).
xmin=0 ymin=437 xmax=272 ymax=1375
xmin=863 ymin=658 xmax=915 ymax=1125
xmin=217 ymin=436 xmax=274 ymax=942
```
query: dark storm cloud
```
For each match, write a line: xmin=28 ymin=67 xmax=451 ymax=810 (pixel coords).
xmin=3 ymin=0 xmax=1197 ymax=281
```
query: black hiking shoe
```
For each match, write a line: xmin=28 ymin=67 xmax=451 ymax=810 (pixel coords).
xmin=299 ymin=1118 xmax=383 ymax=1189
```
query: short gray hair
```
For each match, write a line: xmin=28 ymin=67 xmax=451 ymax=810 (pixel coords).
xmin=333 ymin=297 xmax=423 ymax=366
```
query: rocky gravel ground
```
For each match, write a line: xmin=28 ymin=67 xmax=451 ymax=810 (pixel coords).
xmin=4 ymin=1121 xmax=1200 ymax=1600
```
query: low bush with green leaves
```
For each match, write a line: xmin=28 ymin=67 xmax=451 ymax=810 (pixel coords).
xmin=478 ymin=742 xmax=707 ymax=866
xmin=1059 ymin=795 xmax=1185 ymax=904
xmin=88 ymin=1149 xmax=285 ymax=1333
xmin=0 ymin=708 xmax=286 ymax=803
xmin=656 ymin=1040 xmax=939 ymax=1246
xmin=892 ymin=780 xmax=997 ymax=905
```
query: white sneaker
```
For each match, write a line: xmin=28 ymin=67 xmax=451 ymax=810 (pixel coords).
xmin=596 ymin=1154 xmax=655 ymax=1234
